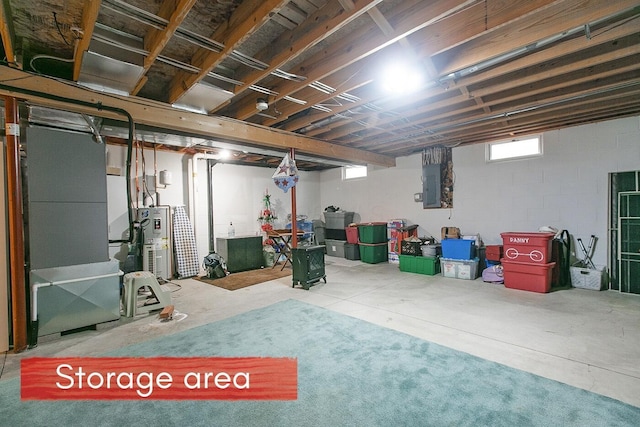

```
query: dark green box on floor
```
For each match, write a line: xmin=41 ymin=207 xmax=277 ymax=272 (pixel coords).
xmin=399 ymin=255 xmax=441 ymax=275
xmin=344 ymin=243 xmax=360 ymax=260
xmin=358 ymin=223 xmax=388 ymax=244
xmin=359 ymin=242 xmax=388 ymax=263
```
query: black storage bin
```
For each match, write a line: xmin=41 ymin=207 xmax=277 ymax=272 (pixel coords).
xmin=326 ymin=228 xmax=347 ymax=240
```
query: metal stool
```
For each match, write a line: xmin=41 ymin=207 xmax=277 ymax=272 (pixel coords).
xmin=122 ymin=271 xmax=172 ymax=317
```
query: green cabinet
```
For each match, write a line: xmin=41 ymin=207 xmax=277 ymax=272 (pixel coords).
xmin=216 ymin=236 xmax=263 ymax=273
xmin=292 ymin=245 xmax=326 ymax=290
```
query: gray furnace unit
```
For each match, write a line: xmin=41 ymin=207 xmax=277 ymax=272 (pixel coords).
xmin=24 ymin=125 xmax=119 ymax=340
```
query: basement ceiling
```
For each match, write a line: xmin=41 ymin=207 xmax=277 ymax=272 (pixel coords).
xmin=1 ymin=0 xmax=639 ymax=170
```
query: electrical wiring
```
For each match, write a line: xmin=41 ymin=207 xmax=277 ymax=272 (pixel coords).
xmin=53 ymin=12 xmax=72 ymax=46
xmin=29 ymin=54 xmax=74 ymax=74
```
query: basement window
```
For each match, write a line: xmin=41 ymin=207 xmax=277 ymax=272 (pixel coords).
xmin=342 ymin=165 xmax=367 ymax=180
xmin=486 ymin=136 xmax=542 ymax=162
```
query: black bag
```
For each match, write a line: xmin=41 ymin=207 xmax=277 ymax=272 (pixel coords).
xmin=203 ymin=253 xmax=227 ymax=279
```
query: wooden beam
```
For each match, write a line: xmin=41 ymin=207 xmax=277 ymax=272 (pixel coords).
xmin=0 ymin=66 xmax=395 ymax=167
xmin=0 ymin=0 xmax=17 ymax=67
xmin=435 ymin=0 xmax=640 ymax=76
xmin=131 ymin=0 xmax=198 ymax=95
xmin=324 ymin=19 xmax=640 ymax=143
xmin=168 ymin=0 xmax=288 ymax=105
xmin=229 ymin=0 xmax=478 ymax=120
xmin=209 ymin=0 xmax=383 ymax=113
xmin=73 ymin=0 xmax=101 ymax=81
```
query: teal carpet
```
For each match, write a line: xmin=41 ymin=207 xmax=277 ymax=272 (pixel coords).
xmin=2 ymin=299 xmax=639 ymax=426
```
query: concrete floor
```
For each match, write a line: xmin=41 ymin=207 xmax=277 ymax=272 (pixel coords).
xmin=2 ymin=257 xmax=640 ymax=408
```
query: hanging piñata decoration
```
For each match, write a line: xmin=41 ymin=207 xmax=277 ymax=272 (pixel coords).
xmin=272 ymin=152 xmax=299 ymax=193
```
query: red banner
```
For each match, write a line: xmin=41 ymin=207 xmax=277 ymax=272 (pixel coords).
xmin=21 ymin=357 xmax=297 ymax=400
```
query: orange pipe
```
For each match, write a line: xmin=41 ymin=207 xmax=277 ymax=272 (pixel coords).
xmin=4 ymin=96 xmax=28 ymax=352
xmin=290 ymin=148 xmax=297 ymax=248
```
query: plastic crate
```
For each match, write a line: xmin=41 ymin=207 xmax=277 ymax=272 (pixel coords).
xmin=501 ymin=232 xmax=555 ymax=264
xmin=570 ymin=266 xmax=604 ymax=290
xmin=441 ymin=239 xmax=475 ymax=260
xmin=324 ymin=211 xmax=354 ymax=229
xmin=344 ymin=243 xmax=360 ymax=260
xmin=325 ymin=239 xmax=346 ymax=258
xmin=400 ymin=240 xmax=422 ymax=256
xmin=441 ymin=258 xmax=479 ymax=280
xmin=399 ymin=255 xmax=440 ymax=275
xmin=501 ymin=259 xmax=555 ymax=293
xmin=358 ymin=223 xmax=388 ymax=244
xmin=485 ymin=245 xmax=503 ymax=262
xmin=345 ymin=226 xmax=359 ymax=244
xmin=359 ymin=242 xmax=388 ymax=264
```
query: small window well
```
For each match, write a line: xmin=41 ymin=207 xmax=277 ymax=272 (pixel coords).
xmin=342 ymin=165 xmax=367 ymax=180
xmin=487 ymin=136 xmax=542 ymax=161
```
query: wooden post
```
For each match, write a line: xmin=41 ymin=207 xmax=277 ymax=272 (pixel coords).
xmin=290 ymin=148 xmax=297 ymax=249
xmin=4 ymin=96 xmax=28 ymax=352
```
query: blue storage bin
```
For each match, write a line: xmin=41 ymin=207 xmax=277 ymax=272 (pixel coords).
xmin=441 ymin=238 xmax=475 ymax=260
xmin=286 ymin=220 xmax=314 ymax=241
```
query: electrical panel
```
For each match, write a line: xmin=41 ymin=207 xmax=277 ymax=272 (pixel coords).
xmin=137 ymin=206 xmax=172 ymax=280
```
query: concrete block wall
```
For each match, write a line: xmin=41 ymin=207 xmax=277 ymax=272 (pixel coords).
xmin=320 ymin=116 xmax=640 ymax=269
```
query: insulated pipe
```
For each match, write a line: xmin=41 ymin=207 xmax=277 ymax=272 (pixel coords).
xmin=3 ymin=96 xmax=28 ymax=353
xmin=30 ymin=272 xmax=122 ymax=322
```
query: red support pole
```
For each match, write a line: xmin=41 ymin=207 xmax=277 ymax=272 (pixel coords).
xmin=4 ymin=96 xmax=28 ymax=352
xmin=290 ymin=148 xmax=297 ymax=248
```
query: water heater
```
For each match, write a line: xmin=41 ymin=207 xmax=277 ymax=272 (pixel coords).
xmin=137 ymin=206 xmax=172 ymax=280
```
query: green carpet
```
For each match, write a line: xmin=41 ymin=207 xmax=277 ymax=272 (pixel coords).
xmin=2 ymin=299 xmax=639 ymax=426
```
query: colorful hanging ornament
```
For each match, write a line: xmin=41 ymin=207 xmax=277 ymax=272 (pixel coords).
xmin=272 ymin=152 xmax=299 ymax=193
xmin=258 ymin=188 xmax=277 ymax=232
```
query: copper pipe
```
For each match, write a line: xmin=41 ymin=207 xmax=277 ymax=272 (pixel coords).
xmin=3 ymin=96 xmax=27 ymax=352
xmin=290 ymin=148 xmax=297 ymax=249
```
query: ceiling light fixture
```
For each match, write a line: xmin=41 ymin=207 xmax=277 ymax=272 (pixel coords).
xmin=256 ymin=98 xmax=269 ymax=111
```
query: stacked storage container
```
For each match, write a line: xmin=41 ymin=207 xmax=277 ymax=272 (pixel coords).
xmin=323 ymin=211 xmax=354 ymax=258
xmin=500 ymin=232 xmax=556 ymax=293
xmin=344 ymin=225 xmax=360 ymax=260
xmin=399 ymin=235 xmax=440 ymax=276
xmin=440 ymin=238 xmax=479 ymax=280
xmin=358 ymin=222 xmax=388 ymax=263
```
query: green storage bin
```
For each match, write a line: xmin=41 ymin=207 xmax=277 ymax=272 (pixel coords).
xmin=416 ymin=256 xmax=440 ymax=275
xmin=358 ymin=223 xmax=388 ymax=244
xmin=399 ymin=254 xmax=416 ymax=272
xmin=399 ymin=255 xmax=440 ymax=275
xmin=359 ymin=242 xmax=388 ymax=264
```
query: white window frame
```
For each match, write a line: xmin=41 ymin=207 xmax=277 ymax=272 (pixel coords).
xmin=342 ymin=165 xmax=367 ymax=180
xmin=486 ymin=135 xmax=543 ymax=162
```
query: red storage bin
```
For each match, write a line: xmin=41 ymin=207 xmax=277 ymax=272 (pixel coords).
xmin=345 ymin=226 xmax=359 ymax=244
xmin=485 ymin=245 xmax=503 ymax=262
xmin=500 ymin=232 xmax=555 ymax=264
xmin=501 ymin=259 xmax=555 ymax=293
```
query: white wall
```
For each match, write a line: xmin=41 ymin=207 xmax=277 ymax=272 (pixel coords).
xmin=105 ymin=115 xmax=639 ymax=272
xmin=319 ymin=116 xmax=640 ymax=268
xmin=106 ymin=146 xmax=322 ymax=268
